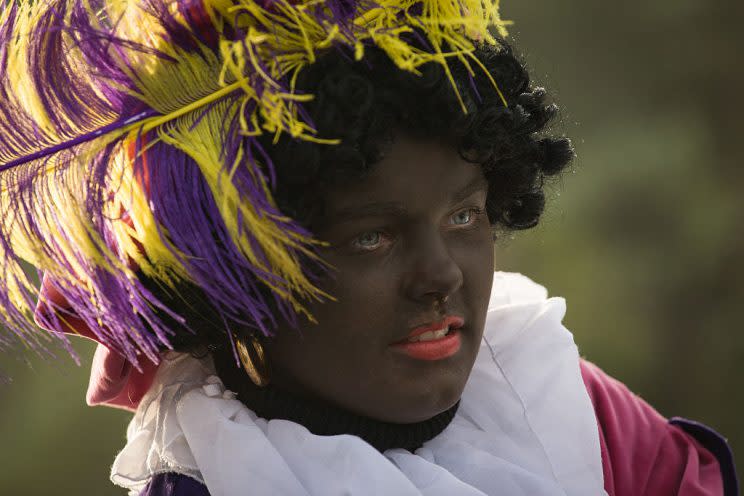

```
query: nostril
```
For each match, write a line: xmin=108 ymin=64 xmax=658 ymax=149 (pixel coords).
xmin=433 ymin=294 xmax=449 ymax=314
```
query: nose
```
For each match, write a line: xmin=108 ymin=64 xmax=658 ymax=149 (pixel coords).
xmin=402 ymin=227 xmax=463 ymax=304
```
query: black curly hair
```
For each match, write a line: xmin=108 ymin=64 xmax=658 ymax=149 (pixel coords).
xmin=147 ymin=38 xmax=573 ymax=354
xmin=267 ymin=41 xmax=573 ymax=233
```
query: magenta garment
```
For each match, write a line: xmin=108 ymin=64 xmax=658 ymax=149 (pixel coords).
xmin=581 ymin=360 xmax=736 ymax=496
xmin=139 ymin=360 xmax=736 ymax=496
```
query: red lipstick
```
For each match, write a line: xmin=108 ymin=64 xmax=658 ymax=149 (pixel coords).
xmin=390 ymin=316 xmax=464 ymax=361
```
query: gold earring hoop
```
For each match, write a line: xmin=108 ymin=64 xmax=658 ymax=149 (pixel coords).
xmin=236 ymin=333 xmax=270 ymax=387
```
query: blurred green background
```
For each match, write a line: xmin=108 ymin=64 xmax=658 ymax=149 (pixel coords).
xmin=1 ymin=0 xmax=742 ymax=493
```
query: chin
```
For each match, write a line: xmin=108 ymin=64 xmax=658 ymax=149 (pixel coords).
xmin=396 ymin=392 xmax=463 ymax=424
xmin=380 ymin=346 xmax=478 ymax=423
xmin=383 ymin=371 xmax=469 ymax=424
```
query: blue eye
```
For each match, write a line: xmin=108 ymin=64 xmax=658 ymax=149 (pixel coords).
xmin=451 ymin=208 xmax=477 ymax=225
xmin=352 ymin=231 xmax=383 ymax=250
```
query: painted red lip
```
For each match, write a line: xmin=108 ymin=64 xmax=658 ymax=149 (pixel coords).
xmin=391 ymin=330 xmax=462 ymax=361
xmin=390 ymin=315 xmax=465 ymax=361
xmin=396 ymin=315 xmax=465 ymax=343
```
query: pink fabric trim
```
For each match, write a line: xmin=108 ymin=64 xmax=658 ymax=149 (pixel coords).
xmin=85 ymin=344 xmax=159 ymax=411
xmin=35 ymin=273 xmax=160 ymax=412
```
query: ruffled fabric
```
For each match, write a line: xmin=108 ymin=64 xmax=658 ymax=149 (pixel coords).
xmin=111 ymin=272 xmax=608 ymax=496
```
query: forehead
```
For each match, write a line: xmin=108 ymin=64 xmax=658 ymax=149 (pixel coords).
xmin=325 ymin=138 xmax=486 ymax=215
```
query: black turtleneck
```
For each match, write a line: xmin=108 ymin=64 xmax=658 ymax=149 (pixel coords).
xmin=242 ymin=384 xmax=459 ymax=452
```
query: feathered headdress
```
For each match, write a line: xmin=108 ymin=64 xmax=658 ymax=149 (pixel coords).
xmin=0 ymin=0 xmax=510 ymax=368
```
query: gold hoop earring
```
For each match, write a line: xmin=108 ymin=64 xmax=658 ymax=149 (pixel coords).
xmin=236 ymin=333 xmax=270 ymax=387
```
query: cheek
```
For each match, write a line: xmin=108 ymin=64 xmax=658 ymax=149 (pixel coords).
xmin=313 ymin=260 xmax=395 ymax=331
xmin=315 ymin=270 xmax=403 ymax=366
xmin=263 ymin=271 xmax=403 ymax=418
xmin=454 ymin=225 xmax=495 ymax=285
xmin=266 ymin=262 xmax=397 ymax=375
xmin=452 ymin=225 xmax=495 ymax=331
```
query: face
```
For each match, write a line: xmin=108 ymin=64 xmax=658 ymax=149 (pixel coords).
xmin=263 ymin=137 xmax=495 ymax=423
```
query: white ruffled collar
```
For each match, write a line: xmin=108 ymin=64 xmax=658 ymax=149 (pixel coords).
xmin=111 ymin=272 xmax=607 ymax=496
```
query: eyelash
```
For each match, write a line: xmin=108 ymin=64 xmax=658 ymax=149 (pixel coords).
xmin=349 ymin=207 xmax=485 ymax=253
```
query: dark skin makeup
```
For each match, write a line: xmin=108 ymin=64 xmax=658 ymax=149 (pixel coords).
xmin=232 ymin=137 xmax=495 ymax=424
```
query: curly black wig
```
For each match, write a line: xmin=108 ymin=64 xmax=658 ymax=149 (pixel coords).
xmin=146 ymin=38 xmax=573 ymax=353
xmin=267 ymin=41 xmax=573 ymax=232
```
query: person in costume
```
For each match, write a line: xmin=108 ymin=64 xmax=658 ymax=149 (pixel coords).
xmin=0 ymin=0 xmax=737 ymax=494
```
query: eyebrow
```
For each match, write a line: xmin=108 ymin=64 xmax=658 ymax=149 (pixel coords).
xmin=328 ymin=176 xmax=488 ymax=224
